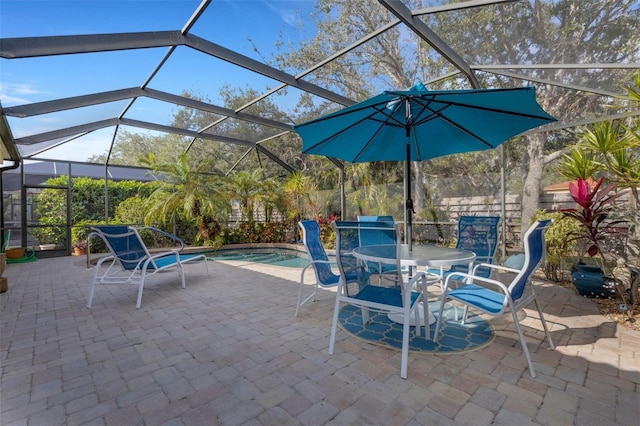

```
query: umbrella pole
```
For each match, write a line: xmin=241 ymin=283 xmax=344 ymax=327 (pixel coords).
xmin=405 ymin=144 xmax=413 ymax=251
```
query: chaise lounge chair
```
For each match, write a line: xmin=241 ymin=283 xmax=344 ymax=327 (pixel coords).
xmin=87 ymin=225 xmax=209 ymax=309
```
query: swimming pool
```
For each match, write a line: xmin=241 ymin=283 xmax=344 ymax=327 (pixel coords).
xmin=206 ymin=247 xmax=335 ymax=268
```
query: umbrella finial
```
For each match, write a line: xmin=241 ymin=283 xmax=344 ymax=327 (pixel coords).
xmin=409 ymin=81 xmax=428 ymax=92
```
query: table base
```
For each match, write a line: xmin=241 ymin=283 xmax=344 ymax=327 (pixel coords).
xmin=388 ymin=302 xmax=436 ymax=326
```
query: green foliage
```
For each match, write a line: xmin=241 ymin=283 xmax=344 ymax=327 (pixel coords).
xmin=560 ymin=177 xmax=626 ymax=260
xmin=531 ymin=210 xmax=581 ymax=282
xmin=72 ymin=219 xmax=107 ymax=253
xmin=416 ymin=203 xmax=454 ymax=245
xmin=556 ymin=76 xmax=640 ymax=212
xmin=34 ymin=176 xmax=144 ymax=245
xmin=316 ymin=214 xmax=337 ymax=249
xmin=213 ymin=221 xmax=292 ymax=246
xmin=140 ymin=152 xmax=232 ymax=244
xmin=114 ymin=196 xmax=147 ymax=226
xmin=283 ymin=172 xmax=318 ymax=222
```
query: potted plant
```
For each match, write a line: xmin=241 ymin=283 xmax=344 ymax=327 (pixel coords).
xmin=72 ymin=240 xmax=87 ymax=256
xmin=560 ymin=177 xmax=629 ymax=300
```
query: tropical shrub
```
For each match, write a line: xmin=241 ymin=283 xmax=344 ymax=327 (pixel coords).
xmin=317 ymin=214 xmax=337 ymax=248
xmin=34 ymin=176 xmax=145 ymax=245
xmin=140 ymin=153 xmax=231 ymax=244
xmin=560 ymin=177 xmax=626 ymax=265
xmin=531 ymin=210 xmax=580 ymax=281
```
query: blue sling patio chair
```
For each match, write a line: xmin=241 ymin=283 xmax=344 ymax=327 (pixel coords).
xmin=295 ymin=220 xmax=342 ymax=317
xmin=433 ymin=219 xmax=555 ymax=378
xmin=428 ymin=215 xmax=501 ymax=285
xmin=87 ymin=225 xmax=209 ymax=309
xmin=357 ymin=215 xmax=401 ymax=283
xmin=329 ymin=220 xmax=432 ymax=379
xmin=296 ymin=220 xmax=369 ymax=317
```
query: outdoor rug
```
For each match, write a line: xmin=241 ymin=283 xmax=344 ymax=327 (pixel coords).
xmin=338 ymin=302 xmax=494 ymax=353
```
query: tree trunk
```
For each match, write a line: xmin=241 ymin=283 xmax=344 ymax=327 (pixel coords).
xmin=520 ymin=133 xmax=547 ymax=246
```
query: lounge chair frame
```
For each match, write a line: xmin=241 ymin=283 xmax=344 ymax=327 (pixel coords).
xmin=87 ymin=225 xmax=208 ymax=309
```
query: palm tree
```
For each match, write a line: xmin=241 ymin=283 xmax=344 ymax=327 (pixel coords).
xmin=141 ymin=152 xmax=231 ymax=243
xmin=283 ymin=171 xmax=317 ymax=221
xmin=226 ymin=170 xmax=266 ymax=222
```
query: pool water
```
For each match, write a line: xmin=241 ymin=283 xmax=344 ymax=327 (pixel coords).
xmin=206 ymin=248 xmax=334 ymax=268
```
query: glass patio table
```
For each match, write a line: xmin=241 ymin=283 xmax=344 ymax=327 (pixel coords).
xmin=351 ymin=244 xmax=476 ymax=326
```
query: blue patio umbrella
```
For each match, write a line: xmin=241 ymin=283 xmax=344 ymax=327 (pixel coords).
xmin=293 ymin=84 xmax=556 ymax=249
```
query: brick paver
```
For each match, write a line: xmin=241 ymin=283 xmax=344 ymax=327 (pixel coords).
xmin=1 ymin=255 xmax=639 ymax=425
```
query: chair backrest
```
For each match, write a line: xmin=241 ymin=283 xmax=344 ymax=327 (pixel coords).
xmin=456 ymin=216 xmax=501 ymax=261
xmin=299 ymin=220 xmax=338 ymax=286
xmin=91 ymin=225 xmax=151 ymax=271
xmin=333 ymin=220 xmax=400 ymax=295
xmin=357 ymin=215 xmax=394 ymax=222
xmin=508 ymin=219 xmax=551 ymax=301
xmin=357 ymin=215 xmax=396 ymax=247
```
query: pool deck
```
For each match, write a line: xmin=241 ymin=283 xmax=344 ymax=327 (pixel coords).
xmin=1 ymin=255 xmax=639 ymax=425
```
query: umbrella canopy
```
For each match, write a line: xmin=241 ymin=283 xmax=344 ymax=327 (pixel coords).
xmin=293 ymin=84 xmax=556 ymax=247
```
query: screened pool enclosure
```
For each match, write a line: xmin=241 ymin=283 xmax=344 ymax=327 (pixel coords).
xmin=1 ymin=0 xmax=639 ymax=256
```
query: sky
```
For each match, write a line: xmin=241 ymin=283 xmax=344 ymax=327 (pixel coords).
xmin=0 ymin=0 xmax=318 ymax=162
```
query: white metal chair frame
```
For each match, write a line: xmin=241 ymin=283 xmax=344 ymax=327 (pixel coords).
xmin=87 ymin=225 xmax=208 ymax=309
xmin=328 ymin=220 xmax=432 ymax=379
xmin=295 ymin=220 xmax=342 ymax=317
xmin=433 ymin=220 xmax=555 ymax=378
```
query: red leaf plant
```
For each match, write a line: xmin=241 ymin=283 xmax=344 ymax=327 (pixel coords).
xmin=560 ymin=177 xmax=626 ymax=260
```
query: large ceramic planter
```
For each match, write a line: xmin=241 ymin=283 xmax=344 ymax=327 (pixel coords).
xmin=571 ymin=263 xmax=617 ymax=298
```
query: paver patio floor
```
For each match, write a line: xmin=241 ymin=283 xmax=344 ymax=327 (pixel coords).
xmin=1 ymin=255 xmax=639 ymax=425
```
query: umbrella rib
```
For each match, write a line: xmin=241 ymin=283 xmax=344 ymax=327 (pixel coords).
xmin=415 ymin=104 xmax=495 ymax=148
xmin=410 ymin=98 xmax=553 ymax=149
xmin=302 ymin=103 xmax=404 ymax=158
xmin=352 ymin=104 xmax=407 ymax=162
xmin=413 ymin=96 xmax=555 ymax=121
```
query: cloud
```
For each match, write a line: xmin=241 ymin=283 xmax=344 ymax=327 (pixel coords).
xmin=13 ymin=83 xmax=44 ymax=95
xmin=0 ymin=82 xmax=48 ymax=106
xmin=0 ymin=93 xmax=30 ymax=105
xmin=263 ymin=1 xmax=299 ymax=28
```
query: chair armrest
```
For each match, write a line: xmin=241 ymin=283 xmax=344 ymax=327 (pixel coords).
xmin=141 ymin=250 xmax=181 ymax=271
xmin=135 ymin=226 xmax=185 ymax=252
xmin=473 ymin=262 xmax=521 ymax=275
xmin=443 ymin=271 xmax=511 ymax=295
xmin=301 ymin=259 xmax=333 ymax=274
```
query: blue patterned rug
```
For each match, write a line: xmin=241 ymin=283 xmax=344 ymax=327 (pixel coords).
xmin=338 ymin=302 xmax=494 ymax=353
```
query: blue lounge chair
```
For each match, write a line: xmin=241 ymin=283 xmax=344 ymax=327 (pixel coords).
xmin=433 ymin=220 xmax=555 ymax=378
xmin=87 ymin=225 xmax=208 ymax=309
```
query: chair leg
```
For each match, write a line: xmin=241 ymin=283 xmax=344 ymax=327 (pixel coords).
xmin=533 ymin=298 xmax=555 ymax=350
xmin=295 ymin=277 xmax=305 ymax=318
xmin=510 ymin=308 xmax=537 ymax=378
xmin=400 ymin=308 xmax=411 ymax=379
xmin=461 ymin=305 xmax=470 ymax=324
xmin=178 ymin=263 xmax=186 ymax=289
xmin=87 ymin=266 xmax=101 ymax=308
xmin=328 ymin=296 xmax=341 ymax=355
xmin=87 ymin=282 xmax=95 ymax=308
xmin=433 ymin=297 xmax=447 ymax=342
xmin=136 ymin=278 xmax=145 ymax=309
xmin=421 ymin=295 xmax=429 ymax=341
xmin=360 ymin=307 xmax=370 ymax=325
xmin=295 ymin=278 xmax=317 ymax=318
